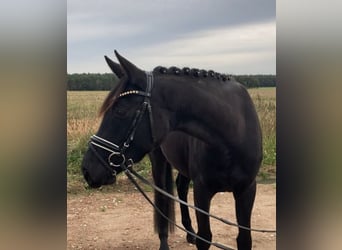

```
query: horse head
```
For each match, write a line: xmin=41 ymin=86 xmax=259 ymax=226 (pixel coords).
xmin=81 ymin=51 xmax=169 ymax=188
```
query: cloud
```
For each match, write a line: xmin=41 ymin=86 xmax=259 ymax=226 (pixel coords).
xmin=67 ymin=0 xmax=275 ymax=73
xmin=131 ymin=21 xmax=276 ymax=74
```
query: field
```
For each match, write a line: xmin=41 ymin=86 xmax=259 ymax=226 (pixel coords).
xmin=67 ymin=87 xmax=276 ymax=193
xmin=248 ymin=88 xmax=276 ymax=182
xmin=67 ymin=184 xmax=276 ymax=249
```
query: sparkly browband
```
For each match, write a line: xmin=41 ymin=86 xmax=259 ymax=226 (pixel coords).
xmin=119 ymin=90 xmax=151 ymax=98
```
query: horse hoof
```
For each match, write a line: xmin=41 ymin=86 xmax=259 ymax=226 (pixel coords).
xmin=186 ymin=233 xmax=196 ymax=244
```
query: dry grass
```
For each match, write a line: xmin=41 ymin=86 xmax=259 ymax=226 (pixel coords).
xmin=248 ymin=88 xmax=276 ymax=144
xmin=248 ymin=88 xmax=276 ymax=182
xmin=67 ymin=91 xmax=107 ymax=139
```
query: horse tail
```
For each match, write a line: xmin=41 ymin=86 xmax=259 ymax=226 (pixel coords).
xmin=165 ymin=161 xmax=175 ymax=233
xmin=151 ymin=148 xmax=175 ymax=234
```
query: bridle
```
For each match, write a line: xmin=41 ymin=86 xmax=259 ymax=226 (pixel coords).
xmin=89 ymin=71 xmax=154 ymax=176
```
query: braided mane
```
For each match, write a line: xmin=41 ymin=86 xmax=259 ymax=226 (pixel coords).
xmin=99 ymin=66 xmax=232 ymax=117
xmin=153 ymin=66 xmax=232 ymax=82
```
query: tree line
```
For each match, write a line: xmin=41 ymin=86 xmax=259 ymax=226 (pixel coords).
xmin=67 ymin=73 xmax=119 ymax=90
xmin=67 ymin=73 xmax=275 ymax=90
xmin=234 ymin=75 xmax=276 ymax=88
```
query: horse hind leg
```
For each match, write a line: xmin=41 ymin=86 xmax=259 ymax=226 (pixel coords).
xmin=233 ymin=180 xmax=257 ymax=250
xmin=176 ymin=173 xmax=196 ymax=244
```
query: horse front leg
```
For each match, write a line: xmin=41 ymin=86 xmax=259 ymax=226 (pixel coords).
xmin=149 ymin=148 xmax=175 ymax=250
xmin=176 ymin=173 xmax=196 ymax=244
xmin=233 ymin=180 xmax=256 ymax=250
xmin=193 ymin=182 xmax=214 ymax=250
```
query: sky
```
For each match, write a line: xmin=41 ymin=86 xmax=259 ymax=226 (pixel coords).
xmin=67 ymin=0 xmax=276 ymax=74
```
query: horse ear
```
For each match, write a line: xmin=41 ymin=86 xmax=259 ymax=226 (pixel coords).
xmin=104 ymin=55 xmax=124 ymax=79
xmin=114 ymin=50 xmax=144 ymax=83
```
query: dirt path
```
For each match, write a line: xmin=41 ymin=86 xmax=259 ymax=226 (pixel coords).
xmin=67 ymin=184 xmax=276 ymax=249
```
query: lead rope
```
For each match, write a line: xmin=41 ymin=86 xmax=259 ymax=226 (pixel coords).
xmin=121 ymin=165 xmax=234 ymax=250
xmin=128 ymin=167 xmax=276 ymax=233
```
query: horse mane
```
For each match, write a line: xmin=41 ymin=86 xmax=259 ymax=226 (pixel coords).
xmin=153 ymin=66 xmax=232 ymax=82
xmin=99 ymin=66 xmax=232 ymax=116
xmin=98 ymin=77 xmax=128 ymax=117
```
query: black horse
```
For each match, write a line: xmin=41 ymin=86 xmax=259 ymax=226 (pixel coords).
xmin=81 ymin=51 xmax=262 ymax=250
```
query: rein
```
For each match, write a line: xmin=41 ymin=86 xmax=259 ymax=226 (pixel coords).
xmin=121 ymin=162 xmax=234 ymax=250
xmin=128 ymin=166 xmax=277 ymax=233
xmin=119 ymin=161 xmax=276 ymax=250
xmin=89 ymin=71 xmax=276 ymax=249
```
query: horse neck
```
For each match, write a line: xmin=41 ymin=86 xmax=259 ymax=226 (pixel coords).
xmin=154 ymin=75 xmax=249 ymax=148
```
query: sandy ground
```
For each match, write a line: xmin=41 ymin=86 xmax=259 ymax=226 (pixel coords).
xmin=67 ymin=184 xmax=276 ymax=250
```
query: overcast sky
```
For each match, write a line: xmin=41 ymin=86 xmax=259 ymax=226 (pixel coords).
xmin=68 ymin=0 xmax=275 ymax=74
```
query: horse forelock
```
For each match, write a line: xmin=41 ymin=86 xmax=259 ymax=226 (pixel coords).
xmin=98 ymin=78 xmax=128 ymax=117
xmin=153 ymin=66 xmax=232 ymax=82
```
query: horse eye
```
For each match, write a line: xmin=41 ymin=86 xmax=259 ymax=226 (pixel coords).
xmin=114 ymin=107 xmax=127 ymax=118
